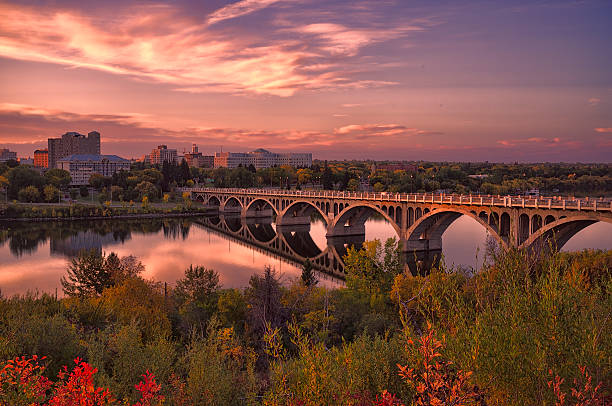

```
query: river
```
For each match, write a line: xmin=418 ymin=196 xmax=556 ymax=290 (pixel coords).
xmin=1 ymin=215 xmax=611 ymax=297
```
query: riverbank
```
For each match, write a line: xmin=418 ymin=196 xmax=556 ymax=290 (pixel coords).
xmin=0 ymin=202 xmax=215 ymax=222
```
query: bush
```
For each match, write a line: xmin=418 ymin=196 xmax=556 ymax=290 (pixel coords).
xmin=17 ymin=185 xmax=40 ymax=202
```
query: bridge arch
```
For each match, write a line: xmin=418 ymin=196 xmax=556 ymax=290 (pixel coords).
xmin=223 ymin=216 xmax=243 ymax=233
xmin=207 ymin=195 xmax=221 ymax=207
xmin=406 ymin=208 xmax=507 ymax=250
xmin=521 ymin=215 xmax=612 ymax=252
xmin=246 ymin=222 xmax=277 ymax=243
xmin=279 ymin=200 xmax=329 ymax=226
xmin=245 ymin=198 xmax=278 ymax=217
xmin=329 ymin=203 xmax=402 ymax=239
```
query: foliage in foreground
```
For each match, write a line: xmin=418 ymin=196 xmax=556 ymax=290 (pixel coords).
xmin=0 ymin=246 xmax=610 ymax=405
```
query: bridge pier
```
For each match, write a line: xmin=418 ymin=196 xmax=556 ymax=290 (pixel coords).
xmin=402 ymin=238 xmax=442 ymax=252
xmin=221 ymin=206 xmax=241 ymax=214
xmin=276 ymin=223 xmax=311 ymax=233
xmin=243 ymin=208 xmax=274 ymax=218
xmin=276 ymin=215 xmax=311 ymax=226
xmin=326 ymin=223 xmax=366 ymax=238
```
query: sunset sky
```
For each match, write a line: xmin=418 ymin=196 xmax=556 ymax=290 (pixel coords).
xmin=0 ymin=0 xmax=611 ymax=162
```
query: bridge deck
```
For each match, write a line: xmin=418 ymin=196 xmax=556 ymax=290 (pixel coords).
xmin=183 ymin=187 xmax=611 ymax=212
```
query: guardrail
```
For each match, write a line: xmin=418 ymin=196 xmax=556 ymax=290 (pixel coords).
xmin=180 ymin=187 xmax=612 ymax=212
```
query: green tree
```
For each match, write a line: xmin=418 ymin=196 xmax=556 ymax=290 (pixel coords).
xmin=135 ymin=181 xmax=158 ymax=200
xmin=301 ymin=259 xmax=318 ymax=287
xmin=43 ymin=184 xmax=60 ymax=203
xmin=373 ymin=182 xmax=385 ymax=192
xmin=347 ymin=178 xmax=360 ymax=191
xmin=7 ymin=167 xmax=45 ymax=199
xmin=175 ymin=266 xmax=221 ymax=331
xmin=344 ymin=238 xmax=403 ymax=295
xmin=18 ymin=185 xmax=41 ymax=202
xmin=44 ymin=168 xmax=71 ymax=189
xmin=322 ymin=166 xmax=334 ymax=189
xmin=61 ymin=250 xmax=114 ymax=297
xmin=88 ymin=173 xmax=111 ymax=189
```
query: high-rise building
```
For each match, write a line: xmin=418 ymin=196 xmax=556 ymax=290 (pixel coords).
xmin=34 ymin=149 xmax=49 ymax=168
xmin=58 ymin=154 xmax=130 ymax=185
xmin=149 ymin=145 xmax=177 ymax=165
xmin=184 ymin=144 xmax=214 ymax=168
xmin=214 ymin=149 xmax=312 ymax=169
xmin=0 ymin=148 xmax=17 ymax=163
xmin=48 ymin=131 xmax=100 ymax=168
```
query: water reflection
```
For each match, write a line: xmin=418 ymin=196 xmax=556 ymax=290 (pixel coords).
xmin=1 ymin=214 xmax=611 ymax=297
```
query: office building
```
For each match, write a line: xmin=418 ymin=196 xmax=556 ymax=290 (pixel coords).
xmin=48 ymin=131 xmax=101 ymax=168
xmin=34 ymin=149 xmax=49 ymax=168
xmin=214 ymin=149 xmax=312 ymax=169
xmin=149 ymin=145 xmax=177 ymax=165
xmin=184 ymin=144 xmax=214 ymax=168
xmin=0 ymin=148 xmax=17 ymax=163
xmin=58 ymin=154 xmax=130 ymax=185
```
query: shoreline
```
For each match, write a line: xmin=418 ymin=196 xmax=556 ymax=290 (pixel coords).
xmin=0 ymin=206 xmax=215 ymax=222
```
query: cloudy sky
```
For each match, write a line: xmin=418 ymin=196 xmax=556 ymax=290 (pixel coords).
xmin=0 ymin=0 xmax=610 ymax=161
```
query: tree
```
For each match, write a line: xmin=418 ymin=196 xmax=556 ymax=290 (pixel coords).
xmin=135 ymin=181 xmax=158 ymax=200
xmin=61 ymin=250 xmax=114 ymax=297
xmin=301 ymin=259 xmax=318 ymax=287
xmin=7 ymin=167 xmax=45 ymax=199
xmin=347 ymin=178 xmax=360 ymax=191
xmin=43 ymin=184 xmax=60 ymax=203
xmin=246 ymin=266 xmax=285 ymax=337
xmin=79 ymin=185 xmax=89 ymax=197
xmin=322 ymin=166 xmax=334 ymax=189
xmin=344 ymin=238 xmax=403 ymax=295
xmin=110 ymin=185 xmax=124 ymax=201
xmin=45 ymin=169 xmax=71 ymax=189
xmin=18 ymin=185 xmax=41 ymax=202
xmin=174 ymin=266 xmax=221 ymax=330
xmin=88 ymin=173 xmax=111 ymax=189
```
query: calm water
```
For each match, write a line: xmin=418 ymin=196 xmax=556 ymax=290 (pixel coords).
xmin=1 ymin=215 xmax=611 ymax=297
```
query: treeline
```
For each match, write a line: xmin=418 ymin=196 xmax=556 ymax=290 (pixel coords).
xmin=2 ymin=160 xmax=610 ymax=206
xmin=0 ymin=164 xmax=72 ymax=203
xmin=187 ymin=160 xmax=612 ymax=196
xmin=0 ymin=243 xmax=610 ymax=405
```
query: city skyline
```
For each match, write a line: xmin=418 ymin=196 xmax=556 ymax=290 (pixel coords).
xmin=0 ymin=0 xmax=611 ymax=162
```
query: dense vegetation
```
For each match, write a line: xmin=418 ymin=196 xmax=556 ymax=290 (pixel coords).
xmin=1 ymin=160 xmax=610 ymax=208
xmin=0 ymin=243 xmax=609 ymax=405
xmin=192 ymin=160 xmax=611 ymax=196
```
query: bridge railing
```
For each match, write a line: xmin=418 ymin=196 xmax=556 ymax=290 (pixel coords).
xmin=179 ymin=187 xmax=612 ymax=212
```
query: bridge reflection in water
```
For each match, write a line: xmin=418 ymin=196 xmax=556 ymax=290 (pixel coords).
xmin=193 ymin=214 xmax=440 ymax=278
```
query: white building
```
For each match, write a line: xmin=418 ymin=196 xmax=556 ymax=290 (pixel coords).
xmin=214 ymin=149 xmax=312 ymax=169
xmin=58 ymin=154 xmax=130 ymax=185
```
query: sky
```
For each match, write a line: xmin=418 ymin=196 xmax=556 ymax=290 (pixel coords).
xmin=0 ymin=0 xmax=611 ymax=162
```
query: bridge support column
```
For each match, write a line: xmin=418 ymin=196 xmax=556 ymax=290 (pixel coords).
xmin=221 ymin=206 xmax=242 ymax=214
xmin=276 ymin=215 xmax=311 ymax=226
xmin=243 ymin=209 xmax=274 ymax=218
xmin=402 ymin=238 xmax=443 ymax=252
xmin=326 ymin=223 xmax=366 ymax=238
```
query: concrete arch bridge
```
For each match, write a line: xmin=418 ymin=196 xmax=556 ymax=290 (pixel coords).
xmin=185 ymin=187 xmax=612 ymax=258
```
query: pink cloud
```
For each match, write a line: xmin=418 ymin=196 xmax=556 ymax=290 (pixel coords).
xmin=588 ymin=97 xmax=601 ymax=106
xmin=207 ymin=0 xmax=282 ymax=25
xmin=0 ymin=103 xmax=442 ymax=157
xmin=334 ymin=124 xmax=438 ymax=138
xmin=594 ymin=127 xmax=612 ymax=134
xmin=0 ymin=2 xmax=410 ymax=97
